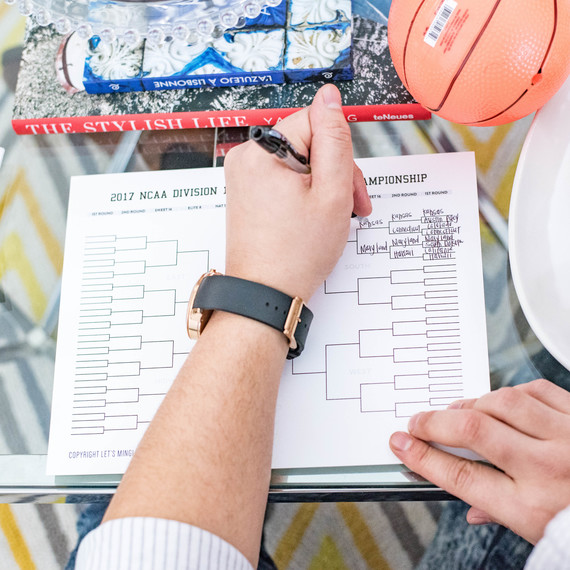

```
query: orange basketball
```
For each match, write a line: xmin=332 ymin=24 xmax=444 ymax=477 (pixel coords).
xmin=387 ymin=0 xmax=570 ymax=126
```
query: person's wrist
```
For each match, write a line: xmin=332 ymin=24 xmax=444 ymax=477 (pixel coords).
xmin=223 ymin=265 xmax=316 ymax=304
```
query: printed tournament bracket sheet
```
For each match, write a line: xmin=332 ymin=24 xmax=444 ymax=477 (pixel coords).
xmin=47 ymin=151 xmax=490 ymax=475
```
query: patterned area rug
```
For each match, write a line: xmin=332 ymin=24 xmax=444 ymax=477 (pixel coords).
xmin=0 ymin=5 xmax=542 ymax=568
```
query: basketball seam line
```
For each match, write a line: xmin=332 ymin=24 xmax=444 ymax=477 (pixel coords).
xmin=469 ymin=0 xmax=559 ymax=125
xmin=430 ymin=0 xmax=504 ymax=113
xmin=402 ymin=0 xmax=428 ymax=89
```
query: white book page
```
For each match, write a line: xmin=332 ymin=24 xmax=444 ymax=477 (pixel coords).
xmin=47 ymin=152 xmax=489 ymax=475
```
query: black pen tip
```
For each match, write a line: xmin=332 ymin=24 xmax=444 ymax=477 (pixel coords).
xmin=250 ymin=126 xmax=266 ymax=141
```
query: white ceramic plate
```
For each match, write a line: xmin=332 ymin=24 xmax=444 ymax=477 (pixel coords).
xmin=509 ymin=74 xmax=570 ymax=370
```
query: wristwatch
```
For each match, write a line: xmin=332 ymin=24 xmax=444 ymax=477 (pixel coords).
xmin=186 ymin=270 xmax=313 ymax=359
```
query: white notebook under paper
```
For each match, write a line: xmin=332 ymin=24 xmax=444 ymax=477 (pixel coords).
xmin=47 ymin=151 xmax=490 ymax=475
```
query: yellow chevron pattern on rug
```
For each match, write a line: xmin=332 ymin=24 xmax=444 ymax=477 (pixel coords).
xmin=308 ymin=536 xmax=349 ymax=570
xmin=0 ymin=503 xmax=79 ymax=570
xmin=0 ymin=167 xmax=63 ymax=322
xmin=0 ymin=4 xmax=25 ymax=61
xmin=1 ymin=169 xmax=63 ymax=274
xmin=0 ymin=505 xmax=35 ymax=570
xmin=272 ymin=504 xmax=320 ymax=568
xmin=265 ymin=502 xmax=440 ymax=569
xmin=337 ymin=503 xmax=390 ymax=569
xmin=442 ymin=117 xmax=533 ymax=218
xmin=0 ymin=232 xmax=47 ymax=321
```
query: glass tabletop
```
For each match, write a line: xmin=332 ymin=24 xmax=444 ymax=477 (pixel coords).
xmin=1 ymin=6 xmax=568 ymax=502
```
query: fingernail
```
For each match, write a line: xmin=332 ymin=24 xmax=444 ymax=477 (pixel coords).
xmin=447 ymin=400 xmax=463 ymax=409
xmin=468 ymin=516 xmax=492 ymax=526
xmin=390 ymin=432 xmax=412 ymax=452
xmin=408 ymin=412 xmax=423 ymax=433
xmin=321 ymin=84 xmax=342 ymax=109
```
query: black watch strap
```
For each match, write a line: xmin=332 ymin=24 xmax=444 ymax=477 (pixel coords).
xmin=192 ymin=273 xmax=313 ymax=359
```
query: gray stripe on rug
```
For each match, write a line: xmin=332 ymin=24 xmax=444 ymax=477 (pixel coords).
xmin=380 ymin=502 xmax=425 ymax=567
xmin=33 ymin=136 xmax=70 ymax=205
xmin=68 ymin=133 xmax=102 ymax=175
xmin=16 ymin=357 xmax=50 ymax=440
xmin=35 ymin=504 xmax=73 ymax=568
xmin=0 ymin=373 xmax=30 ymax=453
xmin=425 ymin=501 xmax=445 ymax=524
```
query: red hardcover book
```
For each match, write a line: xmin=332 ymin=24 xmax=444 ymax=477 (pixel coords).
xmin=12 ymin=14 xmax=430 ymax=135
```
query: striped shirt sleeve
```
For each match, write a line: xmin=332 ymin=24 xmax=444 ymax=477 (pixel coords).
xmin=525 ymin=506 xmax=570 ymax=569
xmin=74 ymin=517 xmax=255 ymax=570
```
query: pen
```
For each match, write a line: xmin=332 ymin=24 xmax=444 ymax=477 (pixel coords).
xmin=249 ymin=126 xmax=311 ymax=175
xmin=250 ymin=125 xmax=368 ymax=222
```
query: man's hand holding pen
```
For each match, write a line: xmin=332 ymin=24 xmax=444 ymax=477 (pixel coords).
xmin=225 ymin=84 xmax=372 ymax=303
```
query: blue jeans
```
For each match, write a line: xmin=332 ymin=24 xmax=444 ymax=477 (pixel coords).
xmin=417 ymin=501 xmax=532 ymax=569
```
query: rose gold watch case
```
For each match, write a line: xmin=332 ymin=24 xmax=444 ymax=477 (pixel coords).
xmin=186 ymin=269 xmax=221 ymax=340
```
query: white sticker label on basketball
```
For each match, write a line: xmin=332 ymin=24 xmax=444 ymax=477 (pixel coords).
xmin=425 ymin=0 xmax=458 ymax=47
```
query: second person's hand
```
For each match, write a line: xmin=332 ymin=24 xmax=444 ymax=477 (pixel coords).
xmin=390 ymin=379 xmax=570 ymax=544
